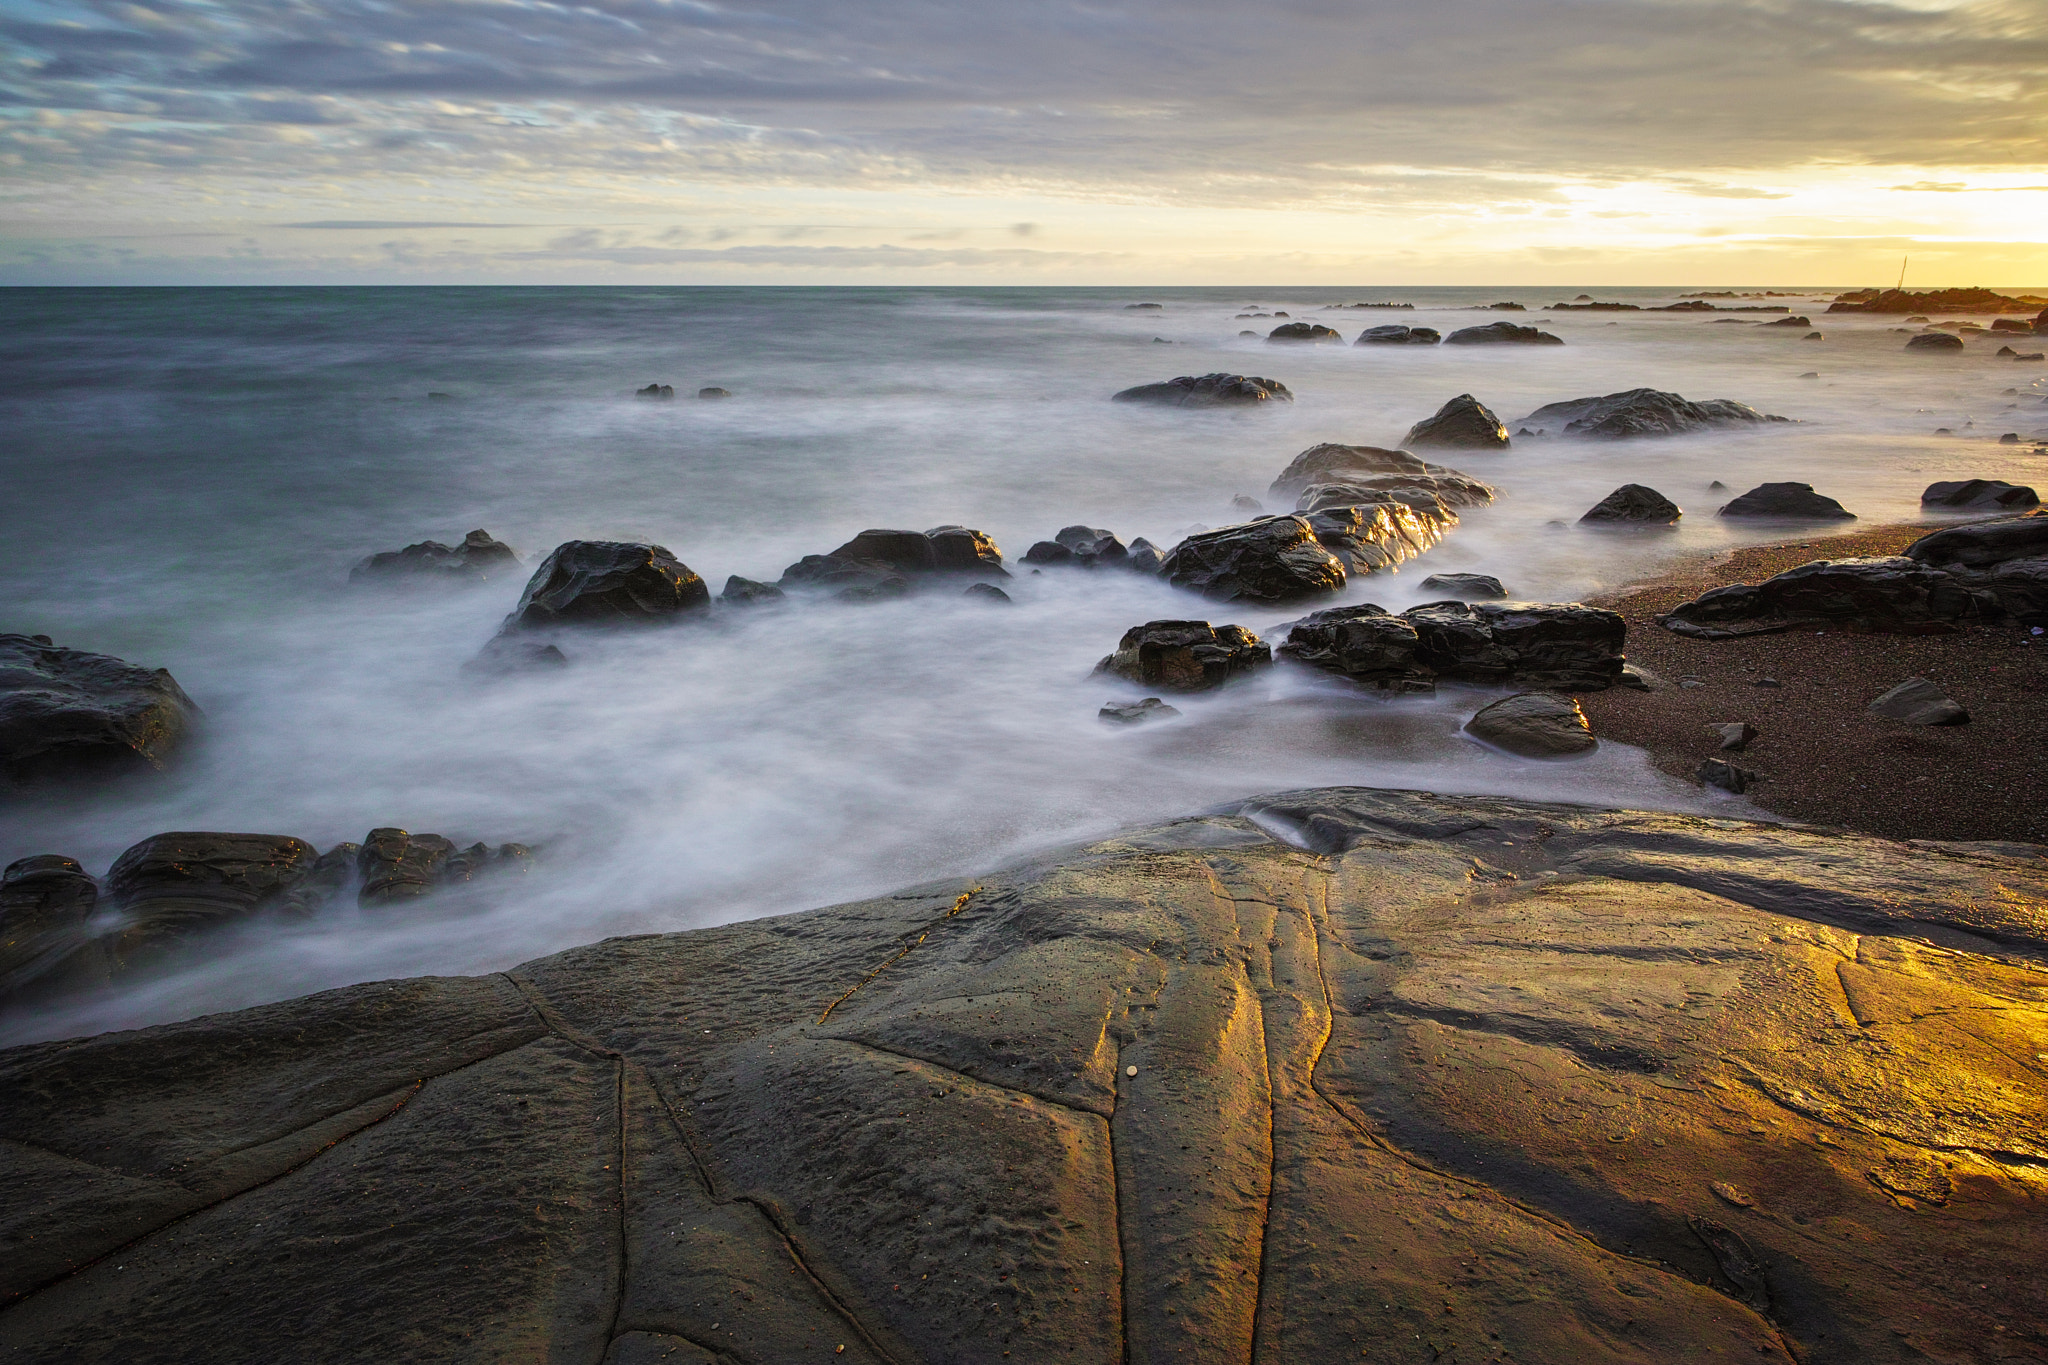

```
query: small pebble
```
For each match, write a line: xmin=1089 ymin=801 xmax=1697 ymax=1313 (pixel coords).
xmin=1126 ymin=1065 xmax=1139 ymax=1077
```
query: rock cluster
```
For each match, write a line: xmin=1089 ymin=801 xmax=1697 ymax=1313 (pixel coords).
xmin=1517 ymin=388 xmax=1785 ymax=439
xmin=1111 ymin=373 xmax=1292 ymax=407
xmin=1402 ymin=393 xmax=1510 ymax=450
xmin=1267 ymin=322 xmax=1343 ymax=343
xmin=1023 ymin=526 xmax=1140 ymax=569
xmin=1444 ymin=321 xmax=1564 ymax=345
xmin=1828 ymin=286 xmax=2045 ymax=314
xmin=1355 ymin=325 xmax=1440 ymax=345
xmin=351 ymin=529 xmax=521 ymax=585
xmin=1094 ymin=620 xmax=1270 ymax=691
xmin=1280 ymin=600 xmax=1626 ymax=693
xmin=0 ymin=635 xmax=199 ymax=786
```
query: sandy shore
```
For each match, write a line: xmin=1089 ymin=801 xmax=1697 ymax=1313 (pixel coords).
xmin=1579 ymin=522 xmax=2048 ymax=846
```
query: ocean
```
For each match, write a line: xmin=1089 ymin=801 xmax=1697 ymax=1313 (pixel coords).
xmin=3 ymin=284 xmax=2042 ymax=1043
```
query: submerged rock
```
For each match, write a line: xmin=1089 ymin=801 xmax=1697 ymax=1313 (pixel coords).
xmin=1111 ymin=373 xmax=1293 ymax=407
xmin=634 ymin=383 xmax=674 ymax=400
xmin=500 ymin=542 xmax=711 ymax=630
xmin=1403 ymin=394 xmax=1510 ymax=451
xmin=351 ymin=529 xmax=521 ymax=586
xmin=1024 ymin=526 xmax=1129 ymax=569
xmin=1126 ymin=537 xmax=1166 ymax=574
xmin=1443 ymin=321 xmax=1564 ymax=345
xmin=1869 ymin=677 xmax=1969 ymax=726
xmin=1717 ymin=482 xmax=1856 ymax=520
xmin=1659 ymin=557 xmax=1992 ymax=638
xmin=1518 ymin=388 xmax=1784 ymax=439
xmin=697 ymin=387 xmax=732 ymax=399
xmin=1267 ymin=322 xmax=1344 ymax=343
xmin=1464 ymin=693 xmax=1597 ymax=757
xmin=1158 ymin=517 xmax=1347 ymax=604
xmin=1419 ymin=572 xmax=1507 ymax=600
xmin=963 ymin=582 xmax=1012 ymax=603
xmin=719 ymin=575 xmax=786 ymax=606
xmin=1906 ymin=332 xmax=1965 ymax=351
xmin=1698 ymin=757 xmax=1763 ymax=793
xmin=1920 ymin=480 xmax=2039 ymax=513
xmin=0 ymin=635 xmax=199 ymax=785
xmin=1355 ymin=325 xmax=1440 ymax=345
xmin=1098 ymin=696 xmax=1180 ymax=725
xmin=105 ymin=832 xmax=319 ymax=970
xmin=1580 ymin=484 xmax=1682 ymax=524
xmin=1281 ymin=600 xmax=1626 ymax=692
xmin=462 ymin=637 xmax=569 ymax=676
xmin=1095 ymin=621 xmax=1270 ymax=691
xmin=0 ymin=856 xmax=100 ymax=1000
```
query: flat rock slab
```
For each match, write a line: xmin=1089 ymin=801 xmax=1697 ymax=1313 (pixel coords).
xmin=3 ymin=788 xmax=2047 ymax=1364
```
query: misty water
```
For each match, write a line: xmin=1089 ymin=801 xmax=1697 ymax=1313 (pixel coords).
xmin=4 ymin=284 xmax=2044 ymax=1045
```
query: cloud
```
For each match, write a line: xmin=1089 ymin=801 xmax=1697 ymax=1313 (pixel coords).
xmin=1889 ymin=180 xmax=2048 ymax=191
xmin=279 ymin=220 xmax=536 ymax=229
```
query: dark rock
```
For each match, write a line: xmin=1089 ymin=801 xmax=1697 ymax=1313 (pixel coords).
xmin=1698 ymin=758 xmax=1762 ymax=793
xmin=1800 ymin=372 xmax=1819 ymax=379
xmin=0 ymin=635 xmax=199 ymax=784
xmin=697 ymin=387 xmax=731 ymax=399
xmin=1403 ymin=394 xmax=1510 ymax=451
xmin=1580 ymin=484 xmax=1682 ymax=525
xmin=1098 ymin=697 xmax=1180 ymax=725
xmin=1056 ymin=526 xmax=1128 ymax=567
xmin=1920 ymin=480 xmax=2039 ymax=513
xmin=107 ymin=833 xmax=319 ymax=967
xmin=1112 ymin=373 xmax=1293 ymax=407
xmin=1159 ymin=518 xmax=1347 ymax=604
xmin=1713 ymin=722 xmax=1758 ymax=751
xmin=1094 ymin=621 xmax=1270 ymax=692
xmin=1717 ymin=482 xmax=1855 ymax=520
xmin=634 ymin=384 xmax=673 ymax=400
xmin=1487 ymin=301 xmax=1526 ymax=310
xmin=1443 ymin=321 xmax=1564 ymax=346
xmin=0 ymin=855 xmax=100 ymax=1000
xmin=1355 ymin=325 xmax=1441 ymax=345
xmin=720 ymin=576 xmax=786 ymax=605
xmin=1123 ymin=302 xmax=1163 ymax=309
xmin=1762 ymin=316 xmax=1813 ymax=327
xmin=1804 ymin=332 xmax=1824 ymax=341
xmin=1281 ymin=601 xmax=1625 ymax=693
xmin=1755 ymin=676 xmax=1782 ymax=688
xmin=1869 ymin=677 xmax=1968 ymax=726
xmin=1152 ymin=337 xmax=1173 ymax=344
xmin=963 ymin=583 xmax=1012 ymax=603
xmin=1518 ymin=389 xmax=1783 ymax=440
xmin=1905 ymin=512 xmax=2048 ymax=568
xmin=1021 ymin=540 xmax=1075 ymax=566
xmin=1267 ymin=443 xmax=1494 ymax=509
xmin=1127 ymin=538 xmax=1166 ymax=574
xmin=1301 ymin=503 xmax=1451 ymax=577
xmin=351 ymin=529 xmax=522 ymax=586
xmin=1995 ymin=317 xmax=2036 ymax=333
xmin=358 ymin=829 xmax=458 ymax=906
xmin=2000 ymin=433 xmax=2022 ymax=444
xmin=783 ymin=526 xmax=1007 ymax=592
xmin=278 ymin=843 xmax=360 ymax=918
xmin=1230 ymin=495 xmax=1265 ymax=516
xmin=1906 ymin=332 xmax=1965 ymax=351
xmin=835 ymin=576 xmax=912 ymax=603
xmin=462 ymin=637 xmax=570 ymax=677
xmin=1709 ymin=480 xmax=1728 ymax=489
xmin=1660 ymin=557 xmax=1991 ymax=638
xmin=1828 ymin=287 xmax=2041 ymax=314
xmin=501 ymin=542 xmax=710 ymax=630
xmin=1464 ymin=693 xmax=1596 ymax=757
xmin=1278 ymin=606 xmax=1432 ymax=693
xmin=1267 ymin=323 xmax=1344 ymax=343
xmin=1419 ymin=573 xmax=1506 ymax=600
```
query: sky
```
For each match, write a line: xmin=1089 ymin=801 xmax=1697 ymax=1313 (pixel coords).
xmin=2 ymin=0 xmax=2046 ymax=285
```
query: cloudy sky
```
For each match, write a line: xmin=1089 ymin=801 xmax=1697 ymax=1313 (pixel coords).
xmin=2 ymin=0 xmax=2045 ymax=283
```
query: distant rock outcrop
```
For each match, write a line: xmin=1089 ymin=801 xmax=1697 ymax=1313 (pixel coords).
xmin=1111 ymin=373 xmax=1293 ymax=407
xmin=1355 ymin=325 xmax=1440 ymax=345
xmin=1828 ymin=287 xmax=2046 ymax=314
xmin=351 ymin=529 xmax=521 ymax=585
xmin=1267 ymin=322 xmax=1344 ymax=343
xmin=1443 ymin=321 xmax=1564 ymax=345
xmin=1267 ymin=443 xmax=1495 ymax=509
xmin=1517 ymin=389 xmax=1785 ymax=439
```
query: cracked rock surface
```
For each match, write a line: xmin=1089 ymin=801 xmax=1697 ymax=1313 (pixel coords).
xmin=3 ymin=787 xmax=2046 ymax=1364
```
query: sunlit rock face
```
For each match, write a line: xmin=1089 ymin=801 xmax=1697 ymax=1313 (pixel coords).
xmin=2 ymin=787 xmax=2043 ymax=1365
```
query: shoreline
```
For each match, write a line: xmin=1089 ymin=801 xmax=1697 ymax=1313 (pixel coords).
xmin=1580 ymin=519 xmax=2048 ymax=846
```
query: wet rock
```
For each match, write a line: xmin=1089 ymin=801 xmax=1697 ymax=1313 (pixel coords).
xmin=1158 ymin=517 xmax=1347 ymax=604
xmin=783 ymin=526 xmax=1007 ymax=592
xmin=1519 ymin=389 xmax=1784 ymax=440
xmin=1716 ymin=482 xmax=1856 ymax=520
xmin=1126 ymin=538 xmax=1166 ymax=574
xmin=1762 ymin=316 xmax=1813 ymax=328
xmin=0 ymin=856 xmax=100 ymax=1001
xmin=697 ymin=387 xmax=731 ymax=399
xmin=0 ymin=635 xmax=199 ymax=785
xmin=720 ymin=576 xmax=786 ymax=605
xmin=1713 ymin=722 xmax=1759 ymax=751
xmin=1302 ymin=503 xmax=1451 ymax=577
xmin=351 ymin=530 xmax=521 ymax=586
xmin=1267 ymin=322 xmax=1344 ymax=343
xmin=1906 ymin=332 xmax=1965 ymax=351
xmin=1123 ymin=302 xmax=1163 ymax=310
xmin=278 ymin=843 xmax=360 ymax=919
xmin=1920 ymin=479 xmax=2039 ymax=513
xmin=835 ymin=576 xmax=911 ymax=603
xmin=501 ymin=542 xmax=710 ymax=630
xmin=1580 ymin=484 xmax=1682 ymax=524
xmin=1025 ymin=526 xmax=1128 ymax=570
xmin=1277 ymin=606 xmax=1433 ymax=693
xmin=1904 ymin=512 xmax=2048 ymax=569
xmin=1660 ymin=557 xmax=1992 ymax=638
xmin=1464 ymin=693 xmax=1596 ymax=757
xmin=106 ymin=833 xmax=319 ymax=968
xmin=963 ymin=582 xmax=1012 ymax=603
xmin=1829 ymin=286 xmax=2040 ymax=314
xmin=1403 ymin=394 xmax=1510 ymax=451
xmin=634 ymin=383 xmax=674 ymax=400
xmin=358 ymin=829 xmax=458 ymax=906
xmin=1098 ymin=697 xmax=1180 ymax=725
xmin=1443 ymin=321 xmax=1564 ymax=345
xmin=1355 ymin=325 xmax=1441 ymax=345
xmin=1419 ymin=572 xmax=1507 ymax=600
xmin=1267 ymin=443 xmax=1495 ymax=509
xmin=1698 ymin=758 xmax=1762 ymax=793
xmin=1111 ymin=373 xmax=1292 ymax=407
xmin=462 ymin=637 xmax=570 ymax=676
xmin=1282 ymin=600 xmax=1626 ymax=692
xmin=1095 ymin=621 xmax=1270 ymax=692
xmin=1869 ymin=677 xmax=1969 ymax=726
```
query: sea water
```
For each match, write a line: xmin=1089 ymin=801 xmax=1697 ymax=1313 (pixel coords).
xmin=2 ymin=285 xmax=2043 ymax=1043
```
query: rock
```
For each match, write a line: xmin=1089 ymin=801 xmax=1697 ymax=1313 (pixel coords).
xmin=351 ymin=530 xmax=522 ymax=586
xmin=1230 ymin=495 xmax=1265 ymax=516
xmin=1419 ymin=572 xmax=1507 ymax=600
xmin=1301 ymin=502 xmax=1451 ymax=577
xmin=1029 ymin=526 xmax=1129 ymax=570
xmin=1281 ymin=600 xmax=1625 ymax=693
xmin=1920 ymin=480 xmax=2039 ymax=513
xmin=0 ymin=856 xmax=100 ymax=1001
xmin=1123 ymin=301 xmax=1163 ymax=309
xmin=1464 ymin=693 xmax=1596 ymax=757
xmin=1094 ymin=621 xmax=1270 ymax=691
xmin=1267 ymin=442 xmax=1495 ymax=509
xmin=720 ymin=576 xmax=787 ymax=605
xmin=1804 ymin=332 xmax=1824 ymax=341
xmin=1709 ymin=480 xmax=1728 ymax=489
xmin=1698 ymin=758 xmax=1762 ymax=793
xmin=1660 ymin=557 xmax=1992 ymax=638
xmin=835 ymin=576 xmax=911 ymax=603
xmin=1762 ymin=316 xmax=1813 ymax=327
xmin=1267 ymin=323 xmax=1343 ymax=343
xmin=1713 ymin=722 xmax=1758 ymax=751
xmin=1158 ymin=518 xmax=1347 ymax=604
xmin=105 ymin=833 xmax=319 ymax=969
xmin=1716 ymin=482 xmax=1856 ymax=519
xmin=634 ymin=383 xmax=674 ymax=400
xmin=1828 ymin=286 xmax=2042 ymax=314
xmin=461 ymin=637 xmax=570 ymax=676
xmin=2000 ymin=432 xmax=2022 ymax=444
xmin=500 ymin=542 xmax=711 ymax=630
xmin=1868 ymin=677 xmax=1969 ymax=726
xmin=1021 ymin=540 xmax=1075 ymax=566
xmin=1680 ymin=675 xmax=1707 ymax=689
xmin=2 ymin=788 xmax=2044 ymax=1362
xmin=1126 ymin=538 xmax=1166 ymax=574
xmin=0 ymin=635 xmax=200 ymax=784
xmin=963 ymin=582 xmax=1012 ymax=603
xmin=1904 ymin=512 xmax=2048 ymax=569
xmin=278 ymin=843 xmax=360 ymax=919
xmin=1098 ymin=697 xmax=1180 ymax=725
xmin=1799 ymin=371 xmax=1819 ymax=379
xmin=1518 ymin=389 xmax=1784 ymax=439
xmin=1580 ymin=484 xmax=1682 ymax=524
xmin=1403 ymin=394 xmax=1510 ymax=451
xmin=697 ymin=387 xmax=731 ymax=399
xmin=1756 ymin=676 xmax=1782 ymax=688
xmin=1355 ymin=325 xmax=1441 ymax=345
xmin=782 ymin=526 xmax=1008 ymax=592
xmin=1906 ymin=332 xmax=1965 ymax=351
xmin=1617 ymin=662 xmax=1661 ymax=691
xmin=1443 ymin=321 xmax=1564 ymax=345
xmin=1111 ymin=374 xmax=1287 ymax=407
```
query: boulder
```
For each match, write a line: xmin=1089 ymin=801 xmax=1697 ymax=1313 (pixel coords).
xmin=1464 ymin=693 xmax=1596 ymax=757
xmin=1698 ymin=758 xmax=1762 ymax=793
xmin=1158 ymin=517 xmax=1347 ymax=604
xmin=1301 ymin=502 xmax=1451 ymax=577
xmin=0 ymin=635 xmax=199 ymax=784
xmin=1920 ymin=480 xmax=2039 ymax=513
xmin=358 ymin=829 xmax=530 ymax=907
xmin=1716 ymin=482 xmax=1856 ymax=519
xmin=1098 ymin=697 xmax=1180 ymax=725
xmin=1906 ymin=332 xmax=1965 ymax=351
xmin=634 ymin=383 xmax=673 ymax=400
xmin=1402 ymin=394 xmax=1510 ymax=451
xmin=1126 ymin=538 xmax=1166 ymax=574
xmin=1904 ymin=511 xmax=2048 ymax=568
xmin=1659 ymin=557 xmax=1992 ymax=638
xmin=1094 ymin=621 xmax=1270 ymax=691
xmin=1580 ymin=484 xmax=1682 ymax=524
xmin=1517 ymin=389 xmax=1784 ymax=439
xmin=105 ymin=833 xmax=319 ymax=970
xmin=697 ymin=387 xmax=731 ymax=399
xmin=351 ymin=530 xmax=521 ymax=586
xmin=1111 ymin=373 xmax=1293 ymax=407
xmin=1713 ymin=721 xmax=1759 ymax=751
xmin=1869 ymin=677 xmax=1969 ymax=726
xmin=1024 ymin=526 xmax=1128 ymax=569
xmin=719 ymin=575 xmax=786 ymax=605
xmin=2 ymin=788 xmax=2043 ymax=1363
xmin=782 ymin=526 xmax=1007 ymax=591
xmin=0 ymin=856 xmax=100 ymax=1001
xmin=1267 ymin=323 xmax=1343 ymax=343
xmin=1281 ymin=600 xmax=1625 ymax=692
xmin=1443 ymin=321 xmax=1564 ymax=345
xmin=278 ymin=843 xmax=360 ymax=919
xmin=1230 ymin=495 xmax=1265 ymax=516
xmin=1762 ymin=316 xmax=1813 ymax=327
xmin=1355 ymin=325 xmax=1440 ymax=345
xmin=1267 ymin=442 xmax=1495 ymax=508
xmin=500 ymin=542 xmax=710 ymax=630
xmin=1419 ymin=572 xmax=1507 ymax=600
xmin=963 ymin=582 xmax=1012 ymax=603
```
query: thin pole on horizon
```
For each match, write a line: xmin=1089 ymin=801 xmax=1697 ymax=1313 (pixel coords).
xmin=1897 ymin=256 xmax=1908 ymax=290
